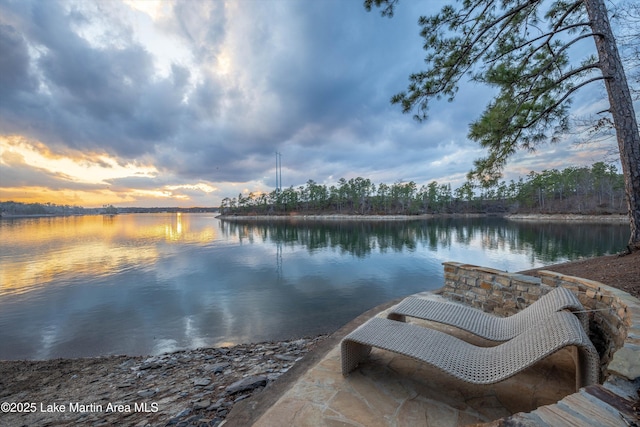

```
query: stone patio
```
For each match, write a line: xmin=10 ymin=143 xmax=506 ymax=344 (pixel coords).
xmin=224 ymin=265 xmax=640 ymax=427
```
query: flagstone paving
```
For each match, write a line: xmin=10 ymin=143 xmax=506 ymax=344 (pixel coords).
xmin=225 ymin=291 xmax=640 ymax=427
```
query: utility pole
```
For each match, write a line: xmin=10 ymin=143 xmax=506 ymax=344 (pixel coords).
xmin=275 ymin=152 xmax=282 ymax=192
xmin=279 ymin=152 xmax=282 ymax=192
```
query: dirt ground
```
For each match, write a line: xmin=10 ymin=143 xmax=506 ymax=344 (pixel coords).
xmin=521 ymin=249 xmax=640 ymax=299
xmin=1 ymin=251 xmax=638 ymax=427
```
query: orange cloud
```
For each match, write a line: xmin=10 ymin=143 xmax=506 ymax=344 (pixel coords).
xmin=1 ymin=135 xmax=158 ymax=185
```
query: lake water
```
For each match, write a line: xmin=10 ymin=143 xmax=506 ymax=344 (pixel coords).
xmin=0 ymin=213 xmax=628 ymax=360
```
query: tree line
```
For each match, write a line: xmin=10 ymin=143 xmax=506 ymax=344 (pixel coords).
xmin=0 ymin=202 xmax=218 ymax=217
xmin=220 ymin=162 xmax=625 ymax=216
xmin=0 ymin=201 xmax=89 ymax=216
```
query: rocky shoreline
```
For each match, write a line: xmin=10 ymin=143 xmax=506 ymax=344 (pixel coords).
xmin=217 ymin=213 xmax=445 ymax=221
xmin=0 ymin=335 xmax=327 ymax=427
xmin=505 ymin=213 xmax=628 ymax=222
xmin=217 ymin=213 xmax=628 ymax=222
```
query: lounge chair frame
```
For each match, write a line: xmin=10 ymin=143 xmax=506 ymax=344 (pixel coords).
xmin=341 ymin=311 xmax=599 ymax=390
xmin=387 ymin=286 xmax=588 ymax=342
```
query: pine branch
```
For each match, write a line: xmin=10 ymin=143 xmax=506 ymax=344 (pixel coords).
xmin=521 ymin=75 xmax=605 ymax=129
xmin=488 ymin=21 xmax=591 ymax=65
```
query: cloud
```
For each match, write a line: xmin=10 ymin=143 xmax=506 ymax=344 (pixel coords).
xmin=0 ymin=23 xmax=35 ymax=99
xmin=0 ymin=0 xmax=630 ymax=207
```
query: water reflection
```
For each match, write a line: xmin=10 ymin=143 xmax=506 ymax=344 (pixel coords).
xmin=0 ymin=214 xmax=628 ymax=360
xmin=0 ymin=213 xmax=218 ymax=296
xmin=217 ymin=217 xmax=628 ymax=262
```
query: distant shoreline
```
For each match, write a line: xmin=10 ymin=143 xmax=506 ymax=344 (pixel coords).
xmin=217 ymin=213 xmax=629 ymax=223
xmin=3 ymin=212 xmax=627 ymax=223
xmin=504 ymin=213 xmax=628 ymax=222
xmin=0 ymin=210 xmax=217 ymax=219
xmin=0 ymin=213 xmax=99 ymax=219
xmin=218 ymin=213 xmax=482 ymax=221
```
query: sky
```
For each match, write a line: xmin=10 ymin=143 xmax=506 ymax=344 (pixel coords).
xmin=0 ymin=0 xmax=634 ymax=208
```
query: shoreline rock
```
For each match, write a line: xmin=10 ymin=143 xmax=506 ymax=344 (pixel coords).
xmin=217 ymin=213 xmax=629 ymax=223
xmin=505 ymin=213 xmax=628 ymax=222
xmin=0 ymin=335 xmax=328 ymax=427
xmin=216 ymin=214 xmax=442 ymax=221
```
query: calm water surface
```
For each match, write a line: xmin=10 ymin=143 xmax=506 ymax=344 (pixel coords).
xmin=0 ymin=213 xmax=628 ymax=360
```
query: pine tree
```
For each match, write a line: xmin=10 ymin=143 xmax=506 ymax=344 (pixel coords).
xmin=366 ymin=0 xmax=640 ymax=249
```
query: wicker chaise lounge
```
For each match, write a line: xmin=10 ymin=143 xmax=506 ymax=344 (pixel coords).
xmin=341 ymin=311 xmax=599 ymax=390
xmin=387 ymin=286 xmax=588 ymax=342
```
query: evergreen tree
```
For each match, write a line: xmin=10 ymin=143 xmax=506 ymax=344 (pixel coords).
xmin=365 ymin=0 xmax=640 ymax=249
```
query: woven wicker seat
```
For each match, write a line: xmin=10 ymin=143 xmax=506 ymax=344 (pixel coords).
xmin=387 ymin=286 xmax=588 ymax=342
xmin=341 ymin=311 xmax=599 ymax=390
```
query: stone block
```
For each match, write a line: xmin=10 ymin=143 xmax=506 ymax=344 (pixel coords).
xmin=594 ymin=300 xmax=612 ymax=311
xmin=480 ymin=281 xmax=493 ymax=290
xmin=443 ymin=265 xmax=458 ymax=274
xmin=526 ymin=285 xmax=545 ymax=296
xmin=463 ymin=277 xmax=475 ymax=286
xmin=617 ymin=307 xmax=627 ymax=321
xmin=468 ymin=300 xmax=483 ymax=310
xmin=482 ymin=300 xmax=499 ymax=313
xmin=538 ymin=271 xmax=560 ymax=285
xmin=495 ymin=276 xmax=511 ymax=287
xmin=449 ymin=294 xmax=465 ymax=303
xmin=471 ymin=266 xmax=503 ymax=275
xmin=478 ymin=273 xmax=495 ymax=283
xmin=501 ymin=292 xmax=514 ymax=300
xmin=562 ymin=284 xmax=581 ymax=294
xmin=607 ymin=346 xmax=640 ymax=380
xmin=490 ymin=289 xmax=507 ymax=301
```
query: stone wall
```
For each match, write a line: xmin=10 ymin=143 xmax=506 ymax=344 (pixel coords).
xmin=441 ymin=262 xmax=546 ymax=316
xmin=441 ymin=262 xmax=639 ymax=382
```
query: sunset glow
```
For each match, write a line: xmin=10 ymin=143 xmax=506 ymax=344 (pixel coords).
xmin=1 ymin=136 xmax=157 ymax=184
